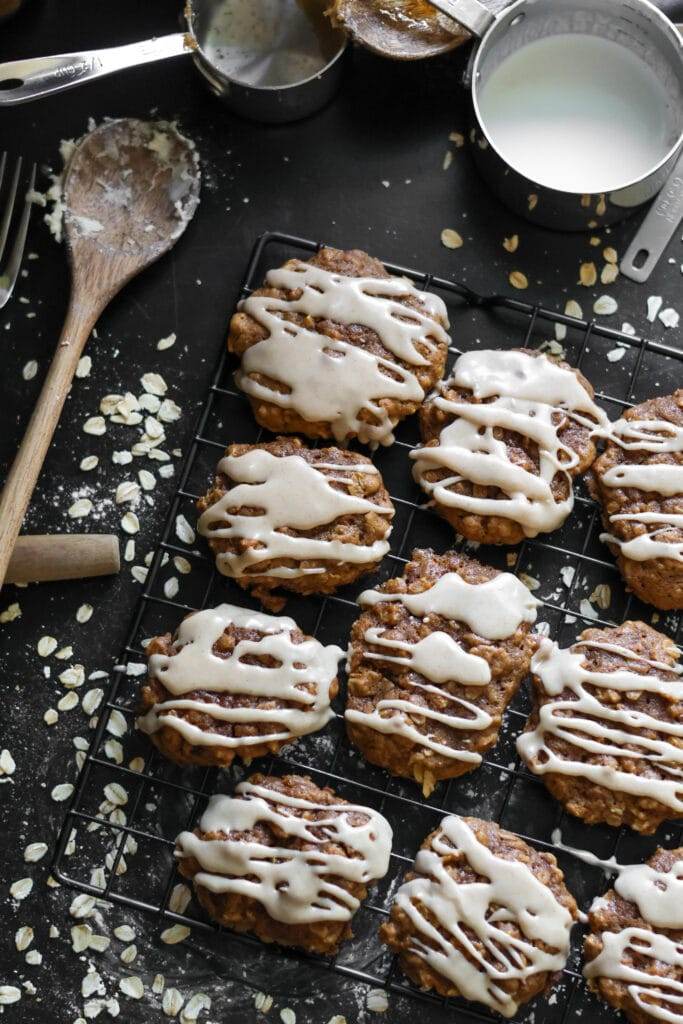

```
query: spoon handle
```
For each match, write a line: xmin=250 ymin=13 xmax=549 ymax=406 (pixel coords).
xmin=0 ymin=33 xmax=190 ymax=106
xmin=0 ymin=292 xmax=102 ymax=587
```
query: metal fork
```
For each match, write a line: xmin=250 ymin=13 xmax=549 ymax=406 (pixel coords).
xmin=0 ymin=153 xmax=36 ymax=309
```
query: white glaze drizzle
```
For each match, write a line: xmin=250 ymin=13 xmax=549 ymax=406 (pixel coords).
xmin=517 ymin=636 xmax=683 ymax=809
xmin=235 ymin=260 xmax=449 ymax=446
xmin=599 ymin=415 xmax=683 ymax=564
xmin=345 ymin=570 xmax=537 ymax=763
xmin=411 ymin=349 xmax=609 ymax=537
xmin=136 ymin=604 xmax=343 ymax=748
xmin=197 ymin=449 xmax=393 ymax=578
xmin=175 ymin=779 xmax=392 ymax=924
xmin=393 ymin=815 xmax=573 ymax=1017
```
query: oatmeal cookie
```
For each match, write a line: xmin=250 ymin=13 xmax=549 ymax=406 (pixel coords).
xmin=229 ymin=246 xmax=450 ymax=446
xmin=175 ymin=773 xmax=392 ymax=955
xmin=345 ymin=548 xmax=538 ymax=795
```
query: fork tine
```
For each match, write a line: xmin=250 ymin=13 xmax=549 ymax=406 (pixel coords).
xmin=0 ymin=162 xmax=36 ymax=309
xmin=0 ymin=154 xmax=21 ymax=265
xmin=0 ymin=152 xmax=6 ymax=195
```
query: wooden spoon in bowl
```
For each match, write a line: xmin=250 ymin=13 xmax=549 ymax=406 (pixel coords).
xmin=0 ymin=118 xmax=200 ymax=587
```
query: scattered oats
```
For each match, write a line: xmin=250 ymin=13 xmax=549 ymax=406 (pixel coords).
xmin=647 ymin=295 xmax=663 ymax=322
xmin=125 ymin=662 xmax=146 ymax=676
xmin=367 ymin=988 xmax=389 ymax=1012
xmin=148 ymin=448 xmax=170 ymax=461
xmin=83 ymin=416 xmax=106 ymax=436
xmin=15 ymin=926 xmax=34 ymax=951
xmin=528 ymin=193 xmax=538 ymax=210
xmin=120 ymin=944 xmax=137 ymax=964
xmin=138 ymin=392 xmax=161 ymax=414
xmin=607 ymin=346 xmax=626 ymax=362
xmin=603 ymin=246 xmax=618 ymax=264
xmin=129 ymin=756 xmax=145 ymax=773
xmin=43 ymin=708 xmax=58 ymax=725
xmin=80 ymin=455 xmax=99 ymax=471
xmin=59 ymin=664 xmax=85 ymax=688
xmin=22 ymin=359 xmax=38 ymax=380
xmin=440 ymin=228 xmax=463 ymax=249
xmin=161 ymin=924 xmax=190 ymax=945
xmin=121 ymin=511 xmax=140 ymax=534
xmin=554 ymin=323 xmax=567 ymax=342
xmin=138 ymin=469 xmax=155 ymax=491
xmin=38 ymin=635 xmax=57 ymax=656
xmin=502 ymin=235 xmax=519 ymax=253
xmin=564 ymin=299 xmax=583 ymax=320
xmin=119 ymin=977 xmax=144 ymax=1000
xmin=593 ymin=295 xmax=617 ymax=316
xmin=144 ymin=415 xmax=164 ymax=439
xmin=82 ymin=688 xmax=104 ymax=715
xmin=590 ymin=583 xmax=611 ymax=609
xmin=10 ymin=877 xmax=33 ymax=900
xmin=254 ymin=992 xmax=273 ymax=1012
xmin=0 ymin=602 xmax=21 ymax=623
xmin=157 ymin=332 xmax=176 ymax=351
xmin=104 ymin=783 xmax=128 ymax=806
xmin=73 ymin=736 xmax=89 ymax=751
xmin=24 ymin=842 xmax=48 ymax=863
xmin=76 ymin=603 xmax=94 ymax=624
xmin=579 ymin=598 xmax=598 ymax=620
xmin=55 ymin=645 xmax=73 ymax=660
xmin=71 ymin=923 xmax=92 ymax=952
xmin=182 ymin=993 xmax=211 ymax=1021
xmin=52 ymin=782 xmax=74 ymax=802
xmin=88 ymin=934 xmax=110 ymax=953
xmin=449 ymin=130 xmax=464 ymax=146
xmin=141 ymin=372 xmax=167 ymax=396
xmin=0 ymin=986 xmax=21 ymax=1005
xmin=596 ymin=195 xmax=606 ymax=216
xmin=124 ymin=539 xmax=136 ymax=562
xmin=76 ymin=355 xmax=92 ymax=378
xmin=164 ymin=576 xmax=179 ymax=599
xmin=131 ymin=565 xmax=148 ymax=584
xmin=69 ymin=497 xmax=93 ymax=519
xmin=82 ymin=971 xmax=105 ymax=998
xmin=49 ymin=926 xmax=59 ymax=938
xmin=115 ymin=481 xmax=140 ymax=505
xmin=159 ymin=464 xmax=175 ymax=479
xmin=589 ymin=235 xmax=601 ymax=245
xmin=442 ymin=150 xmax=453 ymax=171
xmin=659 ymin=307 xmax=679 ymax=328
xmin=104 ymin=739 xmax=123 ymax=764
xmin=169 ymin=883 xmax=191 ymax=914
xmin=153 ymin=975 xmax=166 ymax=996
xmin=158 ymin=399 xmax=181 ymax=423
xmin=25 ymin=950 xmax=42 ymax=965
xmin=173 ymin=556 xmax=191 ymax=575
xmin=0 ymin=749 xmax=16 ymax=775
xmin=57 ymin=691 xmax=79 ymax=711
xmin=163 ymin=988 xmax=184 ymax=1017
xmin=114 ymin=925 xmax=136 ymax=942
xmin=600 ymin=263 xmax=619 ymax=284
xmin=327 ymin=1018 xmax=347 ymax=1024
xmin=519 ymin=573 xmax=540 ymax=591
xmin=112 ymin=450 xmax=133 ymax=466
xmin=621 ymin=322 xmax=637 ymax=336
xmin=508 ymin=270 xmax=528 ymax=290
xmin=560 ymin=566 xmax=575 ymax=588
xmin=281 ymin=1009 xmax=296 ymax=1024
xmin=175 ymin=515 xmax=195 ymax=545
xmin=579 ymin=262 xmax=597 ymax=287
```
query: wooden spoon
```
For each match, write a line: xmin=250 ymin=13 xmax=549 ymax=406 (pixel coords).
xmin=0 ymin=118 xmax=200 ymax=587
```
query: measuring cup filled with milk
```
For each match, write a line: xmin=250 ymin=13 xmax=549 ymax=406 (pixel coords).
xmin=429 ymin=0 xmax=683 ymax=228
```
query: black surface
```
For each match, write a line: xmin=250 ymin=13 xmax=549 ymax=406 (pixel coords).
xmin=1 ymin=3 xmax=683 ymax=1023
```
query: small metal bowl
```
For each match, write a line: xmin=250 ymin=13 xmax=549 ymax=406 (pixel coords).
xmin=188 ymin=0 xmax=349 ymax=123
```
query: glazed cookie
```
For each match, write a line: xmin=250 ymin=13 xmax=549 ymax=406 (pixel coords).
xmin=229 ymin=246 xmax=450 ymax=446
xmin=381 ymin=815 xmax=577 ymax=1017
xmin=412 ymin=348 xmax=607 ymax=544
xmin=517 ymin=621 xmax=683 ymax=833
xmin=345 ymin=549 xmax=538 ymax=795
xmin=137 ymin=604 xmax=343 ymax=767
xmin=584 ymin=846 xmax=683 ymax=1024
xmin=589 ymin=390 xmax=683 ymax=610
xmin=197 ymin=436 xmax=394 ymax=609
xmin=175 ymin=773 xmax=392 ymax=955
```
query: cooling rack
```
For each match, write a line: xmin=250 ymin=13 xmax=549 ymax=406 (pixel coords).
xmin=52 ymin=231 xmax=683 ymax=1024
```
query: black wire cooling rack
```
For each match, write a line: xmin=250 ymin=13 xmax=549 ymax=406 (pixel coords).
xmin=52 ymin=231 xmax=683 ymax=1024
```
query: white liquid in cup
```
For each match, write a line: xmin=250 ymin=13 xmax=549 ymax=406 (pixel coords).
xmin=203 ymin=0 xmax=333 ymax=88
xmin=477 ymin=33 xmax=675 ymax=193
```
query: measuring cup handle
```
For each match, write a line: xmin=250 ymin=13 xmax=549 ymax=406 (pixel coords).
xmin=0 ymin=33 xmax=190 ymax=105
xmin=425 ymin=0 xmax=496 ymax=37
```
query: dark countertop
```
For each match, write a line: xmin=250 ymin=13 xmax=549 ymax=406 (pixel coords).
xmin=1 ymin=2 xmax=682 ymax=1023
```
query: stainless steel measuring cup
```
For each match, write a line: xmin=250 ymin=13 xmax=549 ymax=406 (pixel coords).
xmin=430 ymin=0 xmax=683 ymax=229
xmin=0 ymin=0 xmax=348 ymax=123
